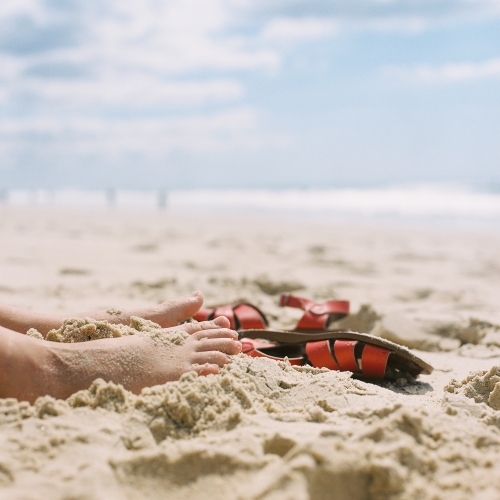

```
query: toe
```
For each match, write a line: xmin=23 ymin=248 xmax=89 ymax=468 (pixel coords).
xmin=193 ymin=350 xmax=230 ymax=367
xmin=194 ymin=363 xmax=220 ymax=376
xmin=158 ymin=292 xmax=204 ymax=327
xmin=193 ymin=327 xmax=238 ymax=340
xmin=196 ymin=338 xmax=241 ymax=355
xmin=175 ymin=291 xmax=204 ymax=319
xmin=178 ymin=321 xmax=216 ymax=335
xmin=213 ymin=316 xmax=230 ymax=328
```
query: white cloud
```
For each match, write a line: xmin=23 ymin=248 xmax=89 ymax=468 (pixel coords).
xmin=0 ymin=0 xmax=286 ymax=161
xmin=0 ymin=55 xmax=23 ymax=80
xmin=0 ymin=0 xmax=499 ymax=180
xmin=357 ymin=16 xmax=427 ymax=34
xmin=386 ymin=58 xmax=500 ymax=84
xmin=415 ymin=59 xmax=500 ymax=83
xmin=83 ymin=2 xmax=280 ymax=74
xmin=250 ymin=0 xmax=500 ymax=31
xmin=0 ymin=0 xmax=281 ymax=111
xmin=277 ymin=1 xmax=500 ymax=36
xmin=0 ymin=0 xmax=41 ymax=20
xmin=0 ymin=107 xmax=288 ymax=158
xmin=260 ymin=17 xmax=337 ymax=43
xmin=7 ymin=76 xmax=245 ymax=108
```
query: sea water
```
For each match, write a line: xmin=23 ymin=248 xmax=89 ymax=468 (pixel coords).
xmin=2 ymin=184 xmax=500 ymax=227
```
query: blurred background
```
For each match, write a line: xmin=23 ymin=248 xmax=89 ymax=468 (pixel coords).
xmin=0 ymin=0 xmax=499 ymax=219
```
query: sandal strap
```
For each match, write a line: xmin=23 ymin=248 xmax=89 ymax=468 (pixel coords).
xmin=306 ymin=339 xmax=390 ymax=379
xmin=295 ymin=311 xmax=330 ymax=331
xmin=333 ymin=340 xmax=359 ymax=372
xmin=279 ymin=294 xmax=314 ymax=310
xmin=280 ymin=293 xmax=350 ymax=330
xmin=305 ymin=340 xmax=340 ymax=370
xmin=193 ymin=308 xmax=213 ymax=322
xmin=279 ymin=293 xmax=349 ymax=315
xmin=361 ymin=344 xmax=390 ymax=379
xmin=213 ymin=305 xmax=235 ymax=328
xmin=233 ymin=304 xmax=267 ymax=329
xmin=193 ymin=303 xmax=267 ymax=330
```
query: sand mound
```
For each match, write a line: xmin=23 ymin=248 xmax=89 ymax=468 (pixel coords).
xmin=2 ymin=355 xmax=500 ymax=499
xmin=445 ymin=365 xmax=500 ymax=410
xmin=12 ymin=310 xmax=500 ymax=498
xmin=27 ymin=316 xmax=188 ymax=345
xmin=3 ymin=209 xmax=500 ymax=499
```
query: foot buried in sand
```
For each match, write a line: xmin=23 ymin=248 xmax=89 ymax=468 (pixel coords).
xmin=0 ymin=291 xmax=204 ymax=337
xmin=97 ymin=290 xmax=205 ymax=329
xmin=0 ymin=316 xmax=241 ymax=403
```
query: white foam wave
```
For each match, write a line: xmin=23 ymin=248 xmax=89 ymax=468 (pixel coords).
xmin=2 ymin=185 xmax=500 ymax=219
xmin=169 ymin=185 xmax=500 ymax=217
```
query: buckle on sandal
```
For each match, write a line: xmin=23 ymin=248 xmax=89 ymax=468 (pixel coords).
xmin=307 ymin=304 xmax=329 ymax=315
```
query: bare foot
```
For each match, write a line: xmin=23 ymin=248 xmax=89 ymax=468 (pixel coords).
xmin=0 ymin=316 xmax=242 ymax=402
xmin=81 ymin=290 xmax=205 ymax=329
xmin=0 ymin=291 xmax=205 ymax=337
xmin=127 ymin=316 xmax=242 ymax=393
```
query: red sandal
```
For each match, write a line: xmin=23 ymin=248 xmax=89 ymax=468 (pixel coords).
xmin=193 ymin=303 xmax=268 ymax=330
xmin=194 ymin=294 xmax=350 ymax=332
xmin=239 ymin=331 xmax=433 ymax=380
xmin=279 ymin=293 xmax=350 ymax=331
xmin=194 ymin=296 xmax=433 ymax=380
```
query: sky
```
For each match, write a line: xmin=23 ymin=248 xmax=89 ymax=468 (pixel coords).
xmin=0 ymin=0 xmax=499 ymax=190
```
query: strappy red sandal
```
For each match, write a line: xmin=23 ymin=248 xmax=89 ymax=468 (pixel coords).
xmin=194 ymin=294 xmax=350 ymax=332
xmin=193 ymin=303 xmax=267 ymax=330
xmin=279 ymin=293 xmax=350 ymax=331
xmin=240 ymin=331 xmax=433 ymax=380
xmin=195 ymin=296 xmax=432 ymax=379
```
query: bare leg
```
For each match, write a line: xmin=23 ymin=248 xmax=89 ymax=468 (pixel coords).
xmin=0 ymin=325 xmax=15 ymax=336
xmin=0 ymin=316 xmax=241 ymax=403
xmin=0 ymin=291 xmax=204 ymax=337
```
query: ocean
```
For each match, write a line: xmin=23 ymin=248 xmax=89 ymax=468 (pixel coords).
xmin=2 ymin=184 xmax=500 ymax=227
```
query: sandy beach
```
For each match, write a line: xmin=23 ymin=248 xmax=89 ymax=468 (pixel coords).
xmin=1 ymin=207 xmax=500 ymax=499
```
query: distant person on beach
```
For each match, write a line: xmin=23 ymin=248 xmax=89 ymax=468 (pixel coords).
xmin=0 ymin=291 xmax=241 ymax=403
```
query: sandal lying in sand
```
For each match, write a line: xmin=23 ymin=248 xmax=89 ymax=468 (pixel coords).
xmin=279 ymin=293 xmax=350 ymax=331
xmin=239 ymin=331 xmax=433 ymax=380
xmin=193 ymin=303 xmax=268 ymax=330
xmin=194 ymin=294 xmax=349 ymax=332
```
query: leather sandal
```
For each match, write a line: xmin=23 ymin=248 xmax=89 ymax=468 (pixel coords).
xmin=193 ymin=294 xmax=349 ymax=332
xmin=195 ymin=296 xmax=433 ymax=379
xmin=279 ymin=293 xmax=350 ymax=331
xmin=193 ymin=303 xmax=267 ymax=330
xmin=239 ymin=330 xmax=433 ymax=380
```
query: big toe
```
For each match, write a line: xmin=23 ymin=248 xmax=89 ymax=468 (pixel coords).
xmin=166 ymin=291 xmax=204 ymax=324
xmin=195 ymin=363 xmax=220 ymax=376
xmin=213 ymin=315 xmax=230 ymax=328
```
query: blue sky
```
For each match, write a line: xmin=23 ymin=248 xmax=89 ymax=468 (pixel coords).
xmin=0 ymin=0 xmax=499 ymax=189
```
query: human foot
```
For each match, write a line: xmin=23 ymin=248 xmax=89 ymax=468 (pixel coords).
xmin=57 ymin=316 xmax=242 ymax=399
xmin=96 ymin=290 xmax=204 ymax=329
xmin=0 ymin=317 xmax=241 ymax=403
xmin=0 ymin=291 xmax=204 ymax=337
xmin=131 ymin=316 xmax=242 ymax=389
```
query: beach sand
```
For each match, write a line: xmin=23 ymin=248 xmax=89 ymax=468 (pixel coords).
xmin=1 ymin=207 xmax=500 ymax=499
